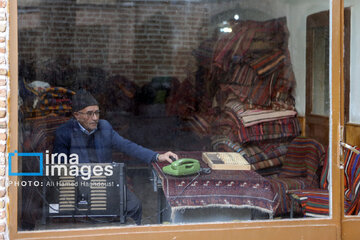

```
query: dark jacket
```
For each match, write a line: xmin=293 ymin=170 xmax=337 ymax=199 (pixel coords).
xmin=53 ymin=118 xmax=157 ymax=164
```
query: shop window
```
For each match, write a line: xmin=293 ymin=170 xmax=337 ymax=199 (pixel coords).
xmin=15 ymin=0 xmax=335 ymax=232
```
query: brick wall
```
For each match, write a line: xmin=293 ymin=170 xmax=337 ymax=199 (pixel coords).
xmin=0 ymin=0 xmax=8 ymax=239
xmin=18 ymin=1 xmax=275 ymax=87
xmin=18 ymin=1 xmax=211 ymax=86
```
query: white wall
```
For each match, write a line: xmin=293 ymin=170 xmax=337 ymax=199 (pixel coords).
xmin=285 ymin=0 xmax=330 ymax=116
xmin=284 ymin=0 xmax=360 ymax=123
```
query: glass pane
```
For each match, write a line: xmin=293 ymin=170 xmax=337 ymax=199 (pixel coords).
xmin=343 ymin=2 xmax=360 ymax=218
xmin=347 ymin=2 xmax=360 ymax=124
xmin=311 ymin=27 xmax=329 ymax=116
xmin=15 ymin=0 xmax=331 ymax=231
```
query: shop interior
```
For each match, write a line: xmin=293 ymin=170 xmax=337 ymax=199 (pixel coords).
xmin=16 ymin=0 xmax=360 ymax=231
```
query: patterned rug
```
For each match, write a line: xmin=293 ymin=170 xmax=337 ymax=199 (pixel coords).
xmin=152 ymin=151 xmax=279 ymax=218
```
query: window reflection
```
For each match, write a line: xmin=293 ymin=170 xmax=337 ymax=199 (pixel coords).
xmin=311 ymin=27 xmax=329 ymax=116
xmin=17 ymin=0 xmax=332 ymax=231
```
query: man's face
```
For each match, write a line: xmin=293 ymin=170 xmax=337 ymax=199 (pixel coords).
xmin=73 ymin=105 xmax=100 ymax=132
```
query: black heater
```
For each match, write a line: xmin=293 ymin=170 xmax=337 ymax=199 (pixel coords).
xmin=42 ymin=162 xmax=127 ymax=224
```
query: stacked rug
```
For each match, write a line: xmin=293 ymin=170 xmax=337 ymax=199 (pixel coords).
xmin=20 ymin=79 xmax=75 ymax=119
xmin=169 ymin=17 xmax=300 ymax=177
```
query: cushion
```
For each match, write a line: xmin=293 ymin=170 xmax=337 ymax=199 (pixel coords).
xmin=251 ymin=156 xmax=284 ymax=171
xmin=278 ymin=136 xmax=326 ymax=185
xmin=343 ymin=146 xmax=360 ymax=215
xmin=288 ymin=189 xmax=330 ymax=217
xmin=266 ymin=176 xmax=314 ymax=215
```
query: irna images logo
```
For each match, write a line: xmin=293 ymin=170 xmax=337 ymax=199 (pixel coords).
xmin=8 ymin=150 xmax=43 ymax=176
xmin=8 ymin=150 xmax=113 ymax=180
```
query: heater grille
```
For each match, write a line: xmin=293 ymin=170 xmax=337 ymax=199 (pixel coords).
xmin=90 ymin=176 xmax=107 ymax=211
xmin=59 ymin=176 xmax=76 ymax=211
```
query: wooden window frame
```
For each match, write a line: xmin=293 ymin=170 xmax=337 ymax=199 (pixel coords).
xmin=8 ymin=0 xmax=344 ymax=239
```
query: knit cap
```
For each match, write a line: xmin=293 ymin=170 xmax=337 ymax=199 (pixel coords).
xmin=72 ymin=89 xmax=99 ymax=112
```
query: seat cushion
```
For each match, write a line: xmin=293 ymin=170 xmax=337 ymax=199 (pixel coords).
xmin=266 ymin=176 xmax=315 ymax=215
xmin=288 ymin=189 xmax=330 ymax=217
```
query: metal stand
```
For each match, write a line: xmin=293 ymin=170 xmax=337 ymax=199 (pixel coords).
xmin=119 ymin=163 xmax=127 ymax=224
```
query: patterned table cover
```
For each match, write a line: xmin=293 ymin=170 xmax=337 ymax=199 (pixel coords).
xmin=152 ymin=151 xmax=279 ymax=216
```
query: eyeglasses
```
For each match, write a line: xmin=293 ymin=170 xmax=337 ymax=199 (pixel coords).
xmin=77 ymin=110 xmax=100 ymax=118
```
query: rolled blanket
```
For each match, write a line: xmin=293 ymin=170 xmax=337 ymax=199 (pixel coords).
xmin=239 ymin=109 xmax=297 ymax=127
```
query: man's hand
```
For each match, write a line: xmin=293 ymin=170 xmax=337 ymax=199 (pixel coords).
xmin=158 ymin=151 xmax=178 ymax=163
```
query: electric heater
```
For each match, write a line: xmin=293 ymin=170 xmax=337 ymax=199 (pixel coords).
xmin=42 ymin=162 xmax=127 ymax=224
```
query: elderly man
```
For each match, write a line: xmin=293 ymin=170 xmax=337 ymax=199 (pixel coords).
xmin=53 ymin=89 xmax=178 ymax=225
